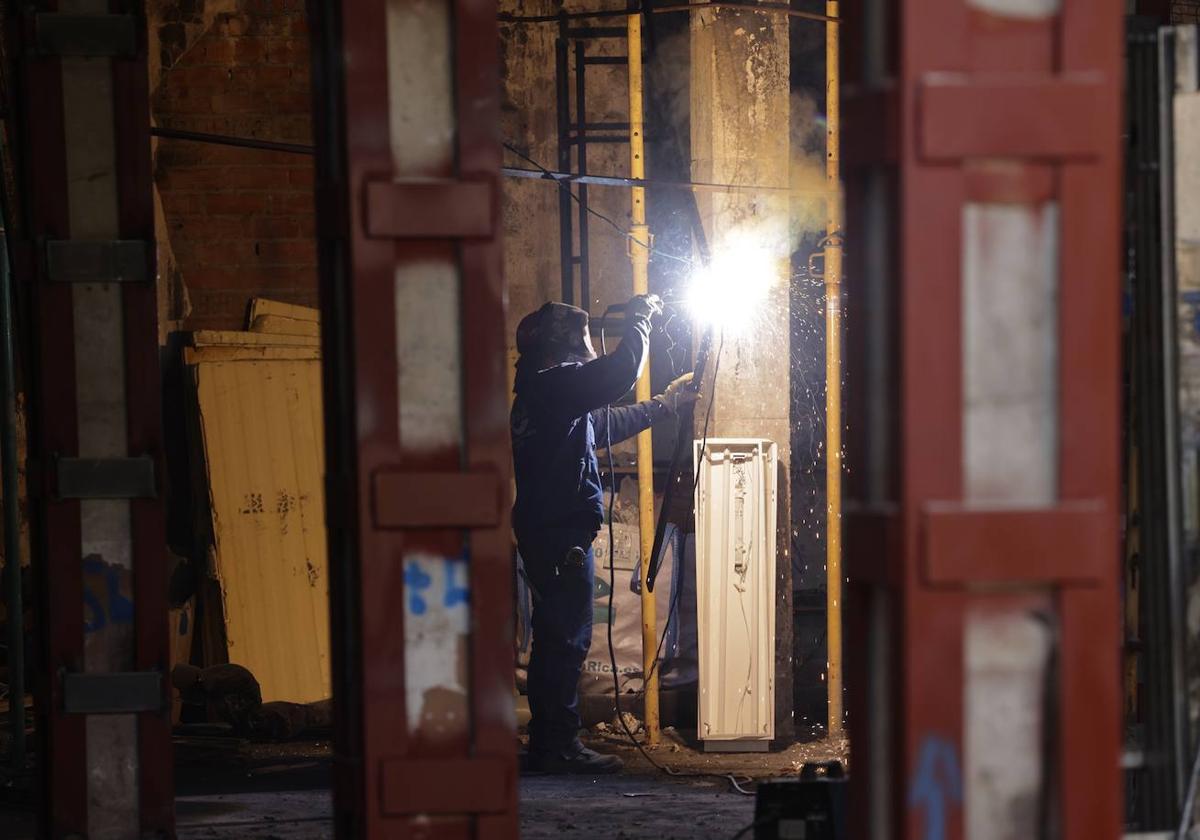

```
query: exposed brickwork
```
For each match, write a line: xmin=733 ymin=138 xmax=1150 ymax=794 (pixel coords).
xmin=153 ymin=0 xmax=315 ymax=331
xmin=1174 ymin=0 xmax=1200 ymax=22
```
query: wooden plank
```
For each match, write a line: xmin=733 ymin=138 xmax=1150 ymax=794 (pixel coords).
xmin=191 ymin=330 xmax=320 ymax=348
xmin=185 ymin=346 xmax=321 ymax=365
xmin=250 ymin=315 xmax=321 ymax=338
xmin=192 ymin=357 xmax=330 ymax=703
xmin=247 ymin=298 xmax=320 ymax=325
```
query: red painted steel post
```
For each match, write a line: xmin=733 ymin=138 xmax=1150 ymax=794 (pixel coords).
xmin=8 ymin=8 xmax=87 ymax=834
xmin=8 ymin=3 xmax=173 ymax=836
xmin=309 ymin=1 xmax=517 ymax=837
xmin=842 ymin=2 xmax=1123 ymax=839
xmin=113 ymin=7 xmax=176 ymax=833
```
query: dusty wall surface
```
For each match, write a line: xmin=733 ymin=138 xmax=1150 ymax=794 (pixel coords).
xmin=499 ymin=0 xmax=561 ymax=370
xmin=499 ymin=0 xmax=643 ymax=344
xmin=151 ymin=0 xmax=316 ymax=334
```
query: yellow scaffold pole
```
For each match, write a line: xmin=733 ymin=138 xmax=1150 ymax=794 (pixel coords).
xmin=627 ymin=8 xmax=659 ymax=745
xmin=824 ymin=0 xmax=844 ymax=737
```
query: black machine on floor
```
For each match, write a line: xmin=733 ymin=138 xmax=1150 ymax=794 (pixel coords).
xmin=753 ymin=761 xmax=847 ymax=840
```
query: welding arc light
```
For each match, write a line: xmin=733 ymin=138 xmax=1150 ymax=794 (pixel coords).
xmin=686 ymin=241 xmax=772 ymax=336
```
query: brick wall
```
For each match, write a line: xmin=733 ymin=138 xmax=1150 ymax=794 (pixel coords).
xmin=152 ymin=0 xmax=316 ymax=332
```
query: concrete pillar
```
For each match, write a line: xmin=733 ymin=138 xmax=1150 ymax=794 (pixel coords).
xmin=690 ymin=6 xmax=791 ymax=451
xmin=690 ymin=5 xmax=793 ymax=739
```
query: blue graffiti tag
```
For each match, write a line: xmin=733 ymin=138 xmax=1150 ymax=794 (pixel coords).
xmin=908 ymin=735 xmax=963 ymax=840
xmin=405 ymin=556 xmax=472 ymax=615
xmin=404 ymin=561 xmax=433 ymax=615
xmin=82 ymin=556 xmax=133 ymax=634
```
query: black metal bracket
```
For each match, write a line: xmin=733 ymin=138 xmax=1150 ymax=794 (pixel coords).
xmin=33 ymin=14 xmax=138 ymax=58
xmin=56 ymin=456 xmax=157 ymax=500
xmin=62 ymin=671 xmax=163 ymax=714
xmin=43 ymin=239 xmax=150 ymax=284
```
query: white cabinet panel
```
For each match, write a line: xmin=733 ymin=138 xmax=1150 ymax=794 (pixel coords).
xmin=694 ymin=438 xmax=777 ymax=750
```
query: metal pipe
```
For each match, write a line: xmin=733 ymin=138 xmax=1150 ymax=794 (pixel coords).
xmin=0 ymin=230 xmax=24 ymax=771
xmin=627 ymin=7 xmax=659 ymax=746
xmin=650 ymin=2 xmax=836 ymax=22
xmin=501 ymin=164 xmax=803 ymax=195
xmin=824 ymin=0 xmax=844 ymax=738
xmin=498 ymin=3 xmax=837 ymax=23
xmin=154 ymin=127 xmax=807 ymax=197
xmin=150 ymin=126 xmax=313 ymax=156
xmin=499 ymin=8 xmax=633 ymax=23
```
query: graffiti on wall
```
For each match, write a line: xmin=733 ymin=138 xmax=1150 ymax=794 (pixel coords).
xmin=909 ymin=734 xmax=963 ymax=840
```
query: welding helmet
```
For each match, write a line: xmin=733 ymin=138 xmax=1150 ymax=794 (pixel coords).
xmin=516 ymin=301 xmax=597 ymax=368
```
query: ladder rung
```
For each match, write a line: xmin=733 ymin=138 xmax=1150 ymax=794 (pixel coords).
xmin=568 ymin=135 xmax=632 ymax=145
xmin=567 ymin=26 xmax=627 ymax=38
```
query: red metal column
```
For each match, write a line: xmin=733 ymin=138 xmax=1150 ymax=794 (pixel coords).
xmin=113 ymin=7 xmax=175 ymax=833
xmin=308 ymin=1 xmax=516 ymax=837
xmin=9 ymin=5 xmax=172 ymax=838
xmin=843 ymin=2 xmax=1123 ymax=839
xmin=10 ymin=9 xmax=85 ymax=834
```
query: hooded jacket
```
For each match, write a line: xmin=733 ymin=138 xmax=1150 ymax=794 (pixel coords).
xmin=510 ymin=309 xmax=671 ymax=540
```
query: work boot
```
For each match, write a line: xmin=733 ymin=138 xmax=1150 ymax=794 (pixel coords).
xmin=526 ymin=743 xmax=624 ymax=775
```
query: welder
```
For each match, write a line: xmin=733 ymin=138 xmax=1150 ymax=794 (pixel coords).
xmin=511 ymin=294 xmax=697 ymax=774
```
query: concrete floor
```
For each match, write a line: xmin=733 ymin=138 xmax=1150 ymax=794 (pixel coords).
xmin=171 ymin=776 xmax=756 ymax=840
xmin=3 ymin=733 xmax=845 ymax=839
xmin=173 ymin=732 xmax=844 ymax=838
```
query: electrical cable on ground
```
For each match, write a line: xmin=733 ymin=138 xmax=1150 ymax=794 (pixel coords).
xmin=600 ymin=319 xmax=751 ymax=794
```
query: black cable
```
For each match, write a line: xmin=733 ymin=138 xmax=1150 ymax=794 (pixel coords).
xmin=502 ymin=141 xmax=694 ymax=268
xmin=599 ymin=319 xmax=749 ymax=792
xmin=601 ymin=313 xmax=660 ymax=763
xmin=151 ymin=126 xmax=313 ymax=156
xmin=639 ymin=332 xmax=723 ymax=692
xmin=599 ymin=317 xmax=724 ymax=695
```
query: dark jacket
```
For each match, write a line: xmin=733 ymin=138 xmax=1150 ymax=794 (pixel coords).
xmin=510 ymin=311 xmax=671 ymax=540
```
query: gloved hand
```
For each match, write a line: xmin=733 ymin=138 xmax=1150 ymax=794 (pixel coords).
xmin=626 ymin=293 xmax=663 ymax=320
xmin=656 ymin=372 xmax=701 ymax=412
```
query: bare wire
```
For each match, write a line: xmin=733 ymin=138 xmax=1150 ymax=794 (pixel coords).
xmin=502 ymin=141 xmax=695 ymax=268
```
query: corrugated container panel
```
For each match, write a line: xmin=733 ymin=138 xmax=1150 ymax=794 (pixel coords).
xmin=694 ymin=438 xmax=777 ymax=749
xmin=191 ymin=354 xmax=330 ymax=703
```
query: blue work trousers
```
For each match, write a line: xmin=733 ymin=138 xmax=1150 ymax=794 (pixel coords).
xmin=519 ymin=527 xmax=596 ymax=756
